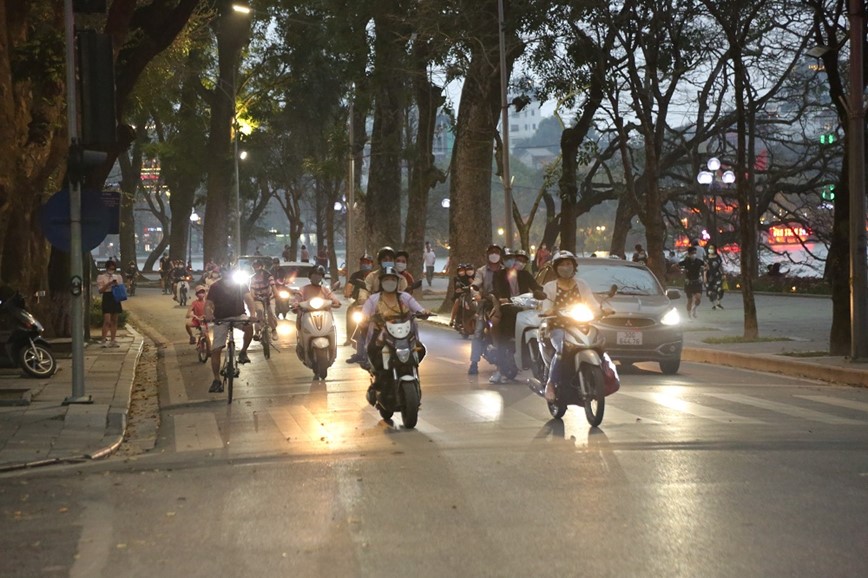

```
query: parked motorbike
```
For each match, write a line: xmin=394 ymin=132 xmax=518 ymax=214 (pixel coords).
xmin=125 ymin=267 xmax=137 ymax=296
xmin=0 ymin=291 xmax=57 ymax=378
xmin=366 ymin=311 xmax=431 ymax=428
xmin=176 ymin=274 xmax=192 ymax=307
xmin=295 ymin=296 xmax=340 ymax=380
xmin=528 ymin=286 xmax=620 ymax=427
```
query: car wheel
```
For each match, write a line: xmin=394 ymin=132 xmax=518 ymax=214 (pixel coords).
xmin=659 ymin=359 xmax=681 ymax=375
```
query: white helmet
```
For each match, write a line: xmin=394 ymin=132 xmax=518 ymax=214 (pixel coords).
xmin=551 ymin=250 xmax=578 ymax=268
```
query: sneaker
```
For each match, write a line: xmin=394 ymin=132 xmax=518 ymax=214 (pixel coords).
xmin=468 ymin=362 xmax=478 ymax=375
xmin=237 ymin=351 xmax=251 ymax=364
xmin=189 ymin=336 xmax=196 ymax=344
xmin=109 ymin=340 xmax=120 ymax=348
xmin=209 ymin=380 xmax=223 ymax=393
xmin=100 ymin=340 xmax=109 ymax=348
xmin=346 ymin=354 xmax=363 ymax=364
xmin=488 ymin=371 xmax=502 ymax=383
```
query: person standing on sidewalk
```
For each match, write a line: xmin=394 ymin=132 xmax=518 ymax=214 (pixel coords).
xmin=97 ymin=260 xmax=124 ymax=347
xmin=679 ymin=246 xmax=707 ymax=319
xmin=423 ymin=242 xmax=436 ymax=287
xmin=705 ymin=243 xmax=725 ymax=310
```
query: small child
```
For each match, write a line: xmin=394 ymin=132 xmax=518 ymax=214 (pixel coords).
xmin=185 ymin=286 xmax=210 ymax=347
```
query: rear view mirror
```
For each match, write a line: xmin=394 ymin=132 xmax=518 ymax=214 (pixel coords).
xmin=666 ymin=289 xmax=681 ymax=300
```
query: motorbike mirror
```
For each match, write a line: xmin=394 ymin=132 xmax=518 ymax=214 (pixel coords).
xmin=410 ymin=279 xmax=423 ymax=291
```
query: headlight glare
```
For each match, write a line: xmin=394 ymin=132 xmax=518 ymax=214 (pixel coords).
xmin=660 ymin=307 xmax=681 ymax=326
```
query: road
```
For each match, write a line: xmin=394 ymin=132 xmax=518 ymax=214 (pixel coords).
xmin=1 ymin=288 xmax=868 ymax=576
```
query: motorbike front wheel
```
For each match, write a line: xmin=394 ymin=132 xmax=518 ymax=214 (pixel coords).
xmin=400 ymin=380 xmax=420 ymax=429
xmin=179 ymin=289 xmax=187 ymax=307
xmin=313 ymin=347 xmax=329 ymax=380
xmin=580 ymin=364 xmax=606 ymax=427
xmin=19 ymin=342 xmax=56 ymax=378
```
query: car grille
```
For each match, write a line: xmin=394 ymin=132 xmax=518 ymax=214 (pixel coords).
xmin=599 ymin=317 xmax=655 ymax=328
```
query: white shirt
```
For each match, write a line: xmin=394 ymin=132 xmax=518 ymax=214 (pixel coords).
xmin=424 ymin=250 xmax=436 ymax=267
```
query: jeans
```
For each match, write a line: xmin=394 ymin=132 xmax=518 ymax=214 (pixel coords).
xmin=426 ymin=266 xmax=434 ymax=286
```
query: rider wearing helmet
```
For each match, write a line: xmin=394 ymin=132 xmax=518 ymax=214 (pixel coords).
xmin=344 ymin=253 xmax=375 ymax=346
xmin=467 ymin=244 xmax=505 ymax=375
xmin=472 ymin=244 xmax=503 ymax=296
xmin=539 ymin=251 xmax=596 ymax=401
xmin=364 ymin=245 xmax=408 ymax=296
xmin=488 ymin=248 xmax=544 ymax=383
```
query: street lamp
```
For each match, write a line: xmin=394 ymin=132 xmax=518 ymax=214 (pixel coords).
xmin=697 ymin=157 xmax=735 ymax=245
xmin=188 ymin=211 xmax=200 ymax=267
xmin=441 ymin=198 xmax=450 ymax=209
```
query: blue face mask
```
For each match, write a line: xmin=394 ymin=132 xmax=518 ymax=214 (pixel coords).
xmin=381 ymin=261 xmax=395 ymax=269
xmin=504 ymin=258 xmax=516 ymax=269
xmin=361 ymin=263 xmax=372 ymax=271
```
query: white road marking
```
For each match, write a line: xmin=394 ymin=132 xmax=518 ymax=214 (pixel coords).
xmin=706 ymin=393 xmax=864 ymax=425
xmin=602 ymin=405 xmax=663 ymax=426
xmin=795 ymin=395 xmax=868 ymax=416
xmin=619 ymin=392 xmax=762 ymax=424
xmin=436 ymin=356 xmax=466 ymax=366
xmin=173 ymin=412 xmax=224 ymax=452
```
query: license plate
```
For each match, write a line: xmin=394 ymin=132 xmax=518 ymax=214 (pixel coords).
xmin=617 ymin=330 xmax=643 ymax=345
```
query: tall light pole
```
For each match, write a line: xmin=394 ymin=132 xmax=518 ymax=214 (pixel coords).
xmin=497 ymin=0 xmax=514 ymax=248
xmin=847 ymin=0 xmax=868 ymax=360
xmin=230 ymin=3 xmax=250 ymax=261
xmin=347 ymin=95 xmax=355 ymax=280
xmin=188 ymin=211 xmax=200 ymax=267
xmin=697 ymin=157 xmax=735 ymax=246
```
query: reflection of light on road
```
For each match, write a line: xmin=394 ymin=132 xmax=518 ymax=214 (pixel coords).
xmin=276 ymin=321 xmax=293 ymax=338
xmin=463 ymin=391 xmax=503 ymax=421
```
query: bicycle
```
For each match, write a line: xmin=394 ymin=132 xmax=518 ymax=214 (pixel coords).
xmin=214 ymin=317 xmax=252 ymax=404
xmin=255 ymin=296 xmax=279 ymax=360
xmin=195 ymin=322 xmax=210 ymax=363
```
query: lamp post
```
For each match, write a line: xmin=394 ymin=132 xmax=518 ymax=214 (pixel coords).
xmin=188 ymin=211 xmax=200 ymax=267
xmin=497 ymin=0 xmax=513 ymax=248
xmin=697 ymin=157 xmax=735 ymax=246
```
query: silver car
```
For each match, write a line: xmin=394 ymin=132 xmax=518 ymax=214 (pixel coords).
xmin=515 ymin=258 xmax=683 ymax=374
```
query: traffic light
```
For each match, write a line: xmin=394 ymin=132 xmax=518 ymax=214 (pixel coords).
xmin=820 ymin=133 xmax=836 ymax=145
xmin=821 ymin=184 xmax=836 ymax=201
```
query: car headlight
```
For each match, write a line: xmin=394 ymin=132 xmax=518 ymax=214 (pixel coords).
xmin=563 ymin=303 xmax=594 ymax=323
xmin=660 ymin=307 xmax=680 ymax=326
xmin=351 ymin=310 xmax=365 ymax=324
xmin=278 ymin=290 xmax=290 ymax=299
xmin=232 ymin=270 xmax=250 ymax=285
xmin=309 ymin=297 xmax=325 ymax=309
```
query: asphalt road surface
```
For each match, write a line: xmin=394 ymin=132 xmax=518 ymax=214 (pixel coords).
xmin=1 ymin=288 xmax=867 ymax=577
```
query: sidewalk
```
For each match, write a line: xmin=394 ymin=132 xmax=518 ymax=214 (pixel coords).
xmin=0 ymin=326 xmax=143 ymax=472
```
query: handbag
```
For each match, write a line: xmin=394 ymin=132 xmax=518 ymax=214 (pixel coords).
xmin=112 ymin=283 xmax=128 ymax=302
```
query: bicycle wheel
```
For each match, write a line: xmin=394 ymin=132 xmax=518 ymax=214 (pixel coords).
xmin=197 ymin=335 xmax=209 ymax=363
xmin=226 ymin=338 xmax=235 ymax=404
xmin=261 ymin=326 xmax=271 ymax=359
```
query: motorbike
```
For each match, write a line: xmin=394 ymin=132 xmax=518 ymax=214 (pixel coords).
xmin=176 ymin=274 xmax=192 ymax=307
xmin=125 ymin=268 xmax=137 ymax=296
xmin=366 ymin=311 xmax=431 ymax=428
xmin=452 ymin=286 xmax=476 ymax=338
xmin=274 ymin=280 xmax=293 ymax=319
xmin=295 ymin=295 xmax=340 ymax=380
xmin=0 ymin=291 xmax=57 ymax=378
xmin=527 ymin=286 xmax=620 ymax=427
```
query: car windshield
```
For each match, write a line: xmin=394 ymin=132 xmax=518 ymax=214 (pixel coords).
xmin=578 ymin=264 xmax=662 ymax=296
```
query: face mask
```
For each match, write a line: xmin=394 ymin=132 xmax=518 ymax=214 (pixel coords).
xmin=381 ymin=279 xmax=398 ymax=293
xmin=381 ymin=261 xmax=395 ymax=269
xmin=466 ymin=270 xmax=475 ymax=277
xmin=515 ymin=262 xmax=526 ymax=271
xmin=504 ymin=258 xmax=515 ymax=269
xmin=488 ymin=253 xmax=500 ymax=264
xmin=556 ymin=265 xmax=574 ymax=279
xmin=361 ymin=263 xmax=372 ymax=271
xmin=310 ymin=275 xmax=323 ymax=285
xmin=395 ymin=262 xmax=407 ymax=273
xmin=107 ymin=269 xmax=115 ymax=274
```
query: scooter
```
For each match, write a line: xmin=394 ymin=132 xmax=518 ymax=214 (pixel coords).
xmin=176 ymin=274 xmax=192 ymax=307
xmin=528 ymin=286 xmax=620 ymax=427
xmin=295 ymin=296 xmax=340 ymax=380
xmin=274 ymin=280 xmax=293 ymax=319
xmin=0 ymin=291 xmax=57 ymax=378
xmin=366 ymin=311 xmax=431 ymax=428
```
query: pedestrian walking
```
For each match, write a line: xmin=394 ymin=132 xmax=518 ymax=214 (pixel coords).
xmin=281 ymin=244 xmax=291 ymax=262
xmin=631 ymin=243 xmax=648 ymax=264
xmin=96 ymin=260 xmax=124 ymax=347
xmin=705 ymin=243 xmax=725 ymax=309
xmin=678 ymin=246 xmax=707 ymax=319
xmin=533 ymin=243 xmax=551 ymax=273
xmin=423 ymin=242 xmax=437 ymax=287
xmin=315 ymin=246 xmax=328 ymax=268
xmin=300 ymin=245 xmax=310 ymax=263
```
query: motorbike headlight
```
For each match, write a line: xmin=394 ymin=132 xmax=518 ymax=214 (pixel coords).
xmin=276 ymin=323 xmax=293 ymax=338
xmin=309 ymin=297 xmax=325 ymax=309
xmin=232 ymin=270 xmax=250 ymax=285
xmin=278 ymin=290 xmax=290 ymax=299
xmin=351 ymin=310 xmax=365 ymax=324
xmin=660 ymin=307 xmax=681 ymax=326
xmin=564 ymin=303 xmax=594 ymax=323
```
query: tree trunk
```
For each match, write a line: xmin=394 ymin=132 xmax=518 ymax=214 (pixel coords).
xmin=117 ymin=151 xmax=138 ymax=270
xmin=558 ymin=127 xmax=581 ymax=252
xmin=734 ymin=53 xmax=758 ymax=339
xmin=609 ymin=198 xmax=634 ymax=259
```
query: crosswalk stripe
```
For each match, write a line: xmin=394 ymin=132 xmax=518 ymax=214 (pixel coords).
xmin=602 ymin=405 xmax=663 ymax=425
xmin=706 ymin=393 xmax=865 ymax=425
xmin=173 ymin=413 xmax=224 ymax=452
xmin=436 ymin=356 xmax=466 ymax=366
xmin=619 ymin=392 xmax=763 ymax=424
xmin=794 ymin=395 xmax=868 ymax=415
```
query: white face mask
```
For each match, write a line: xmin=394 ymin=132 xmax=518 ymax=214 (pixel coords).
xmin=514 ymin=261 xmax=526 ymax=271
xmin=381 ymin=279 xmax=398 ymax=293
xmin=309 ymin=275 xmax=323 ymax=285
xmin=395 ymin=262 xmax=407 ymax=273
xmin=556 ymin=265 xmax=575 ymax=279
xmin=488 ymin=253 xmax=500 ymax=264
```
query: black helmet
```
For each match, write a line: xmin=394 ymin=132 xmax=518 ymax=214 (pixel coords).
xmin=457 ymin=263 xmax=466 ymax=270
xmin=512 ymin=249 xmax=529 ymax=261
xmin=487 ymin=244 xmax=503 ymax=254
xmin=309 ymin=264 xmax=326 ymax=278
xmin=380 ymin=266 xmax=399 ymax=280
xmin=376 ymin=246 xmax=396 ymax=262
xmin=360 ymin=253 xmax=374 ymax=263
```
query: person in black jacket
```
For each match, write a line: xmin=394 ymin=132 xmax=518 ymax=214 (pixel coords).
xmin=490 ymin=249 xmax=544 ymax=383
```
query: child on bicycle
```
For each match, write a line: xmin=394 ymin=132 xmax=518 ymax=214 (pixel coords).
xmin=185 ymin=285 xmax=210 ymax=347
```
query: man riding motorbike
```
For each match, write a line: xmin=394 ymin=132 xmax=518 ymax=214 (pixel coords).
xmin=468 ymin=245 xmax=504 ymax=375
xmin=344 ymin=253 xmax=374 ymax=345
xmin=249 ymin=259 xmax=276 ymax=340
xmin=359 ymin=267 xmax=431 ymax=405
xmin=490 ymin=249 xmax=544 ymax=383
xmin=363 ymin=246 xmax=408 ymax=297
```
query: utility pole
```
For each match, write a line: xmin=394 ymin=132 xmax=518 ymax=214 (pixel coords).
xmin=498 ymin=0 xmax=513 ymax=248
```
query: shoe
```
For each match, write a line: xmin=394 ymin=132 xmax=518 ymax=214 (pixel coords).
xmin=342 ymin=341 xmax=353 ymax=347
xmin=252 ymin=333 xmax=261 ymax=342
xmin=100 ymin=340 xmax=109 ymax=348
xmin=489 ymin=371 xmax=502 ymax=383
xmin=718 ymin=304 xmax=724 ymax=310
xmin=544 ymin=383 xmax=556 ymax=402
xmin=209 ymin=380 xmax=223 ymax=393
xmin=366 ymin=386 xmax=377 ymax=406
xmin=189 ymin=336 xmax=196 ymax=344
xmin=237 ymin=351 xmax=251 ymax=364
xmin=346 ymin=354 xmax=363 ymax=364
xmin=109 ymin=340 xmax=120 ymax=348
xmin=468 ymin=362 xmax=478 ymax=375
